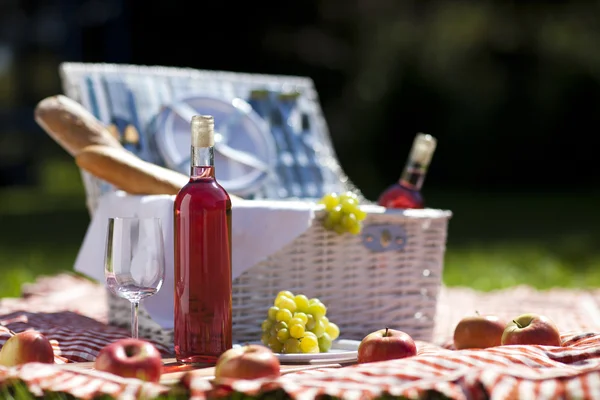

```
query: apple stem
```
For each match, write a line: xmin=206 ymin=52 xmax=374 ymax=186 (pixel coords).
xmin=513 ymin=319 xmax=523 ymax=329
xmin=475 ymin=310 xmax=480 ymax=316
xmin=385 ymin=327 xmax=389 ymax=337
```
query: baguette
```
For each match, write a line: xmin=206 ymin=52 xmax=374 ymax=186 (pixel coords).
xmin=34 ymin=95 xmax=123 ymax=156
xmin=76 ymin=145 xmax=189 ymax=195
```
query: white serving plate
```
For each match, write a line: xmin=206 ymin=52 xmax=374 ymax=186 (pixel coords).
xmin=234 ymin=339 xmax=360 ymax=364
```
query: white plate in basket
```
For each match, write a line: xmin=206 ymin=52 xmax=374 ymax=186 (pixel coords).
xmin=234 ymin=339 xmax=361 ymax=364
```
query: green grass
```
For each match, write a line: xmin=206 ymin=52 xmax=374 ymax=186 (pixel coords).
xmin=1 ymin=156 xmax=600 ymax=298
xmin=429 ymin=190 xmax=600 ymax=291
xmin=0 ymin=158 xmax=90 ymax=298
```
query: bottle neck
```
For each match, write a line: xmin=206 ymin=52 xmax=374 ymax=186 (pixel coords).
xmin=399 ymin=160 xmax=428 ymax=191
xmin=190 ymin=146 xmax=215 ymax=178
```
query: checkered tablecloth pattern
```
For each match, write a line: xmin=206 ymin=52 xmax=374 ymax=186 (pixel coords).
xmin=202 ymin=332 xmax=600 ymax=400
xmin=3 ymin=274 xmax=600 ymax=399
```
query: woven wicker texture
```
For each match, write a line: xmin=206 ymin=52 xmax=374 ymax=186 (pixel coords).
xmin=231 ymin=208 xmax=450 ymax=343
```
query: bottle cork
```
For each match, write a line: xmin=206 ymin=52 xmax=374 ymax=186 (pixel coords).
xmin=191 ymin=115 xmax=215 ymax=148
xmin=410 ymin=133 xmax=437 ymax=166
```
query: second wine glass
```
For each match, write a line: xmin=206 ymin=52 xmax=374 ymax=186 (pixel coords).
xmin=104 ymin=217 xmax=166 ymax=339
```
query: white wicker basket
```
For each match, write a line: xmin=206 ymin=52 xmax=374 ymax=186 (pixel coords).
xmin=231 ymin=205 xmax=450 ymax=343
xmin=59 ymin=63 xmax=452 ymax=347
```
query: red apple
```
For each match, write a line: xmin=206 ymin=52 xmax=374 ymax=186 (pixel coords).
xmin=0 ymin=330 xmax=55 ymax=366
xmin=357 ymin=327 xmax=417 ymax=364
xmin=501 ymin=313 xmax=561 ymax=347
xmin=214 ymin=344 xmax=280 ymax=381
xmin=453 ymin=314 xmax=507 ymax=350
xmin=95 ymin=338 xmax=163 ymax=383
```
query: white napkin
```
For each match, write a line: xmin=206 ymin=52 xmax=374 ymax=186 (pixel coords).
xmin=74 ymin=191 xmax=316 ymax=329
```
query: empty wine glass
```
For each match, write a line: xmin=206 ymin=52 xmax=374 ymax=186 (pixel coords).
xmin=104 ymin=217 xmax=165 ymax=338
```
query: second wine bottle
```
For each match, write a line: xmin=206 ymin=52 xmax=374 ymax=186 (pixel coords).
xmin=377 ymin=133 xmax=437 ymax=209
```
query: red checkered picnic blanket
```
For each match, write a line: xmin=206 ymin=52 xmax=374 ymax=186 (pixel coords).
xmin=0 ymin=274 xmax=172 ymax=364
xmin=204 ymin=332 xmax=600 ymax=399
xmin=3 ymin=333 xmax=600 ymax=399
xmin=3 ymin=274 xmax=600 ymax=399
xmin=0 ymin=311 xmax=172 ymax=363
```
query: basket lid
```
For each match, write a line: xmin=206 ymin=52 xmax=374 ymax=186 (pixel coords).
xmin=59 ymin=63 xmax=361 ymax=206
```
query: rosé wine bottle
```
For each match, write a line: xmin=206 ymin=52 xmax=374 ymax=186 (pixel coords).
xmin=174 ymin=115 xmax=232 ymax=364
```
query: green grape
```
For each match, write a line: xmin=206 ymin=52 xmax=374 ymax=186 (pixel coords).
xmin=311 ymin=319 xmax=326 ymax=338
xmin=268 ymin=336 xmax=283 ymax=353
xmin=275 ymin=321 xmax=288 ymax=331
xmin=275 ymin=291 xmax=294 ymax=306
xmin=307 ymin=302 xmax=327 ymax=320
xmin=275 ymin=295 xmax=297 ymax=312
xmin=325 ymin=205 xmax=343 ymax=225
xmin=319 ymin=193 xmax=339 ymax=211
xmin=261 ymin=333 xmax=270 ymax=346
xmin=293 ymin=312 xmax=308 ymax=325
xmin=261 ymin=319 xmax=273 ymax=332
xmin=267 ymin=306 xmax=279 ymax=321
xmin=318 ymin=332 xmax=333 ymax=352
xmin=308 ymin=298 xmax=321 ymax=305
xmin=277 ymin=328 xmax=290 ymax=343
xmin=320 ymin=316 xmax=329 ymax=325
xmin=348 ymin=222 xmax=362 ymax=235
xmin=293 ymin=295 xmax=310 ymax=313
xmin=299 ymin=333 xmax=319 ymax=353
xmin=276 ymin=290 xmax=294 ymax=299
xmin=339 ymin=191 xmax=358 ymax=201
xmin=326 ymin=322 xmax=340 ymax=340
xmin=354 ymin=207 xmax=367 ymax=221
xmin=276 ymin=308 xmax=293 ymax=322
xmin=301 ymin=343 xmax=319 ymax=353
xmin=306 ymin=314 xmax=316 ymax=330
xmin=288 ymin=317 xmax=304 ymax=327
xmin=283 ymin=338 xmax=301 ymax=353
xmin=289 ymin=323 xmax=305 ymax=339
xmin=303 ymin=331 xmax=318 ymax=340
xmin=340 ymin=197 xmax=359 ymax=214
xmin=340 ymin=213 xmax=358 ymax=230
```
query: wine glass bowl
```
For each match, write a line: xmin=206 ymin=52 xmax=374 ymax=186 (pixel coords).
xmin=104 ymin=217 xmax=166 ymax=338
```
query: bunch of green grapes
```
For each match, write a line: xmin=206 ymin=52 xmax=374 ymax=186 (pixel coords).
xmin=318 ymin=191 xmax=367 ymax=235
xmin=261 ymin=290 xmax=340 ymax=354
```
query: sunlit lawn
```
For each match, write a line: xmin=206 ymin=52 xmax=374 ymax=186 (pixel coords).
xmin=431 ymin=190 xmax=600 ymax=291
xmin=0 ymin=158 xmax=90 ymax=298
xmin=1 ymin=158 xmax=600 ymax=298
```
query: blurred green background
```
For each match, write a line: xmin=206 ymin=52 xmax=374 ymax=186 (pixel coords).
xmin=1 ymin=0 xmax=600 ymax=297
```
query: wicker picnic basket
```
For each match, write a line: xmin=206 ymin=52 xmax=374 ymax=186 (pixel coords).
xmin=59 ymin=63 xmax=452 ymax=348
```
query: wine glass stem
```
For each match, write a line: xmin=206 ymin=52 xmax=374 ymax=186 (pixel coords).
xmin=131 ymin=301 xmax=139 ymax=339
